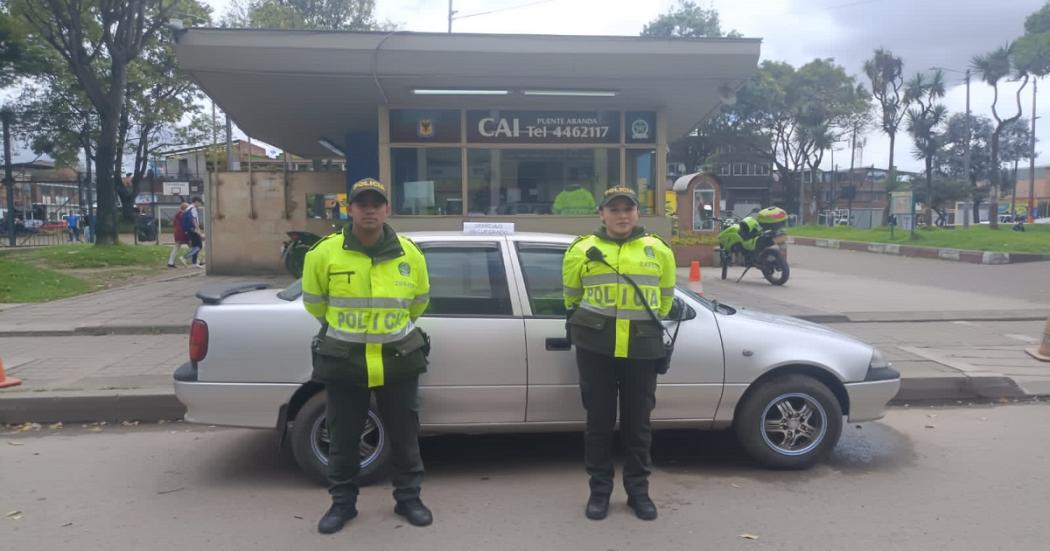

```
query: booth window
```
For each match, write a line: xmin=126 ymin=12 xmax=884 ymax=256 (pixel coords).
xmin=692 ymin=185 xmax=716 ymax=231
xmin=626 ymin=149 xmax=656 ymax=215
xmin=391 ymin=148 xmax=462 ymax=215
xmin=466 ymin=148 xmax=619 ymax=215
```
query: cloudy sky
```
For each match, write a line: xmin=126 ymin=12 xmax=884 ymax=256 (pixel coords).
xmin=200 ymin=0 xmax=1045 ymax=171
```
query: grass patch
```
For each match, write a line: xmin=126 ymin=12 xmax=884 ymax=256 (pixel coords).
xmin=789 ymin=224 xmax=1050 ymax=254
xmin=0 ymin=243 xmax=175 ymax=303
xmin=0 ymin=259 xmax=91 ymax=302
xmin=6 ymin=243 xmax=171 ymax=269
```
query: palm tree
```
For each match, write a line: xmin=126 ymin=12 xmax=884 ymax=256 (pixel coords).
xmin=905 ymin=71 xmax=947 ymax=226
xmin=972 ymin=44 xmax=1030 ymax=229
xmin=864 ymin=49 xmax=913 ymax=224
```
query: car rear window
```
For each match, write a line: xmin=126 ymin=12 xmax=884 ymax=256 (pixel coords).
xmin=420 ymin=243 xmax=513 ymax=317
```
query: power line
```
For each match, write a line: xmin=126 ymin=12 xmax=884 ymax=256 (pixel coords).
xmin=453 ymin=0 xmax=559 ymax=22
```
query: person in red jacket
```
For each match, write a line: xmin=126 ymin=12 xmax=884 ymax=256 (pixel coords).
xmin=167 ymin=202 xmax=190 ymax=268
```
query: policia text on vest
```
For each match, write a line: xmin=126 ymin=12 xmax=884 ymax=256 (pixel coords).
xmin=302 ymin=178 xmax=434 ymax=533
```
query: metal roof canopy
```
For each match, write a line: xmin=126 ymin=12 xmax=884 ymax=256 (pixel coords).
xmin=175 ymin=29 xmax=761 ymax=158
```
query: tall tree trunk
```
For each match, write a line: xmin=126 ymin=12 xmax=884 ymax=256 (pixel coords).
xmin=1010 ymin=160 xmax=1019 ymax=221
xmin=925 ymin=157 xmax=934 ymax=227
xmin=884 ymin=131 xmax=896 ymax=225
xmin=990 ymin=130 xmax=1001 ymax=230
xmin=116 ymin=98 xmax=136 ymax=222
xmin=94 ymin=115 xmax=119 ymax=245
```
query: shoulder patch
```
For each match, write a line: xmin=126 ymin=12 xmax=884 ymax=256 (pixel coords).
xmin=308 ymin=232 xmax=341 ymax=252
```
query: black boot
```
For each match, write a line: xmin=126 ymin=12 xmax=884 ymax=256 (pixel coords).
xmin=317 ymin=503 xmax=358 ymax=534
xmin=585 ymin=493 xmax=610 ymax=520
xmin=394 ymin=498 xmax=433 ymax=527
xmin=627 ymin=494 xmax=658 ymax=521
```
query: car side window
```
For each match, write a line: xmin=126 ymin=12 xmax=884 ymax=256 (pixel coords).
xmin=516 ymin=243 xmax=569 ymax=318
xmin=421 ymin=243 xmax=513 ymax=317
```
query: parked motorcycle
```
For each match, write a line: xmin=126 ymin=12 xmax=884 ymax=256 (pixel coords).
xmin=281 ymin=230 xmax=323 ymax=278
xmin=713 ymin=206 xmax=790 ymax=286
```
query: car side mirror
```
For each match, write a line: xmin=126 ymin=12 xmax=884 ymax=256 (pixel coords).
xmin=667 ymin=297 xmax=696 ymax=321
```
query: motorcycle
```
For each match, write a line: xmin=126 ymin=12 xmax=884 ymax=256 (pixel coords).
xmin=712 ymin=206 xmax=790 ymax=286
xmin=281 ymin=230 xmax=323 ymax=278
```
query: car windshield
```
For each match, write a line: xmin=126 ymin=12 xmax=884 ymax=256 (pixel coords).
xmin=278 ymin=279 xmax=303 ymax=301
xmin=677 ymin=285 xmax=735 ymax=315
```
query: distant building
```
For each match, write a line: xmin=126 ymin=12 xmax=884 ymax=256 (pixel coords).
xmin=0 ymin=160 xmax=85 ymax=222
xmin=160 ymin=139 xmax=345 ymax=179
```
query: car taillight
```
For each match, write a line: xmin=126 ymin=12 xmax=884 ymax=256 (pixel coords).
xmin=189 ymin=319 xmax=209 ymax=362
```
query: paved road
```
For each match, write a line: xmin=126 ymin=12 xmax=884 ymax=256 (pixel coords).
xmin=3 ymin=403 xmax=1048 ymax=550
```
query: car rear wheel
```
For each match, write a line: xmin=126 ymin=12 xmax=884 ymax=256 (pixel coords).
xmin=291 ymin=392 xmax=391 ymax=486
xmin=734 ymin=374 xmax=842 ymax=469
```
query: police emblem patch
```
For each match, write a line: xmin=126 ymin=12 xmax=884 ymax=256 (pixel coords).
xmin=417 ymin=119 xmax=434 ymax=138
xmin=399 ymin=262 xmax=411 ymax=276
xmin=644 ymin=246 xmax=655 ymax=258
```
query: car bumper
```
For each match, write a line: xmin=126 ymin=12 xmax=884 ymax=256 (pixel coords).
xmin=173 ymin=362 xmax=299 ymax=429
xmin=844 ymin=367 xmax=901 ymax=422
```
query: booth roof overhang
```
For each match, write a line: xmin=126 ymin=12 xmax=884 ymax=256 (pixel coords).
xmin=174 ymin=29 xmax=761 ymax=158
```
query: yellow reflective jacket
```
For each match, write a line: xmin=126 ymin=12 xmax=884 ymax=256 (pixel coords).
xmin=552 ymin=186 xmax=597 ymax=215
xmin=562 ymin=226 xmax=676 ymax=359
xmin=302 ymin=224 xmax=430 ymax=387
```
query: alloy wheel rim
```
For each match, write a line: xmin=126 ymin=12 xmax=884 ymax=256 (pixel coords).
xmin=760 ymin=392 xmax=827 ymax=456
xmin=311 ymin=410 xmax=385 ymax=468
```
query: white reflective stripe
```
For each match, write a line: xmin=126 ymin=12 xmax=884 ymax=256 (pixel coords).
xmin=411 ymin=294 xmax=430 ymax=304
xmin=581 ymin=273 xmax=660 ymax=287
xmin=563 ymin=286 xmax=584 ymax=297
xmin=327 ymin=297 xmax=412 ymax=308
xmin=580 ymin=302 xmax=616 ymax=316
xmin=660 ymin=287 xmax=674 ymax=297
xmin=302 ymin=291 xmax=328 ymax=304
xmin=326 ymin=322 xmax=417 ymax=344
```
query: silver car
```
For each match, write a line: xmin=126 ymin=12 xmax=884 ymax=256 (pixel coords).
xmin=174 ymin=232 xmax=900 ymax=484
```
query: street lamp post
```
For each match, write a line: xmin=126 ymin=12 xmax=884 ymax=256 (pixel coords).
xmin=1029 ymin=78 xmax=1037 ymax=224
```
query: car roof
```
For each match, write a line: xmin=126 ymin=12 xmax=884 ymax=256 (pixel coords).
xmin=403 ymin=231 xmax=574 ymax=245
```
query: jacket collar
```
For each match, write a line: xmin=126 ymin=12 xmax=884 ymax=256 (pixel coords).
xmin=342 ymin=222 xmax=404 ymax=263
xmin=595 ymin=225 xmax=646 ymax=244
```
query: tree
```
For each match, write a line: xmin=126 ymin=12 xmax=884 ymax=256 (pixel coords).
xmin=12 ymin=0 xmax=179 ymax=245
xmin=640 ymin=0 xmax=740 ymax=38
xmin=224 ymin=0 xmax=385 ymax=30
xmin=905 ymin=70 xmax=947 ymax=225
xmin=1014 ymin=2 xmax=1050 ymax=222
xmin=940 ymin=113 xmax=995 ymax=221
xmin=998 ymin=118 xmax=1035 ymax=217
xmin=864 ymin=48 xmax=914 ymax=224
xmin=971 ymin=44 xmax=1029 ymax=229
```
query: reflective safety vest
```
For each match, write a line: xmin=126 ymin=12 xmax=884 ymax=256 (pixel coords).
xmin=302 ymin=226 xmax=430 ymax=387
xmin=562 ymin=229 xmax=676 ymax=359
xmin=552 ymin=187 xmax=597 ymax=215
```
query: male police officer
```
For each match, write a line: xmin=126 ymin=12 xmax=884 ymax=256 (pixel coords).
xmin=302 ymin=178 xmax=433 ymax=534
xmin=562 ymin=186 xmax=676 ymax=521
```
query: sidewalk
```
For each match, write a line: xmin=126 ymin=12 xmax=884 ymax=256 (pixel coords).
xmin=1 ymin=265 xmax=1047 ymax=424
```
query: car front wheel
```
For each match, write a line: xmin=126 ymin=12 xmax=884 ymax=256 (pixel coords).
xmin=734 ymin=374 xmax=842 ymax=469
xmin=290 ymin=392 xmax=391 ymax=486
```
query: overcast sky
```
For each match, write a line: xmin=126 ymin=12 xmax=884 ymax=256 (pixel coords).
xmin=198 ymin=0 xmax=1045 ymax=172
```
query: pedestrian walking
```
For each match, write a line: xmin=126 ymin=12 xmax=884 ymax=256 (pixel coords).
xmin=562 ymin=186 xmax=676 ymax=521
xmin=168 ymin=202 xmax=191 ymax=268
xmin=302 ymin=178 xmax=433 ymax=535
xmin=66 ymin=211 xmax=82 ymax=242
xmin=180 ymin=197 xmax=205 ymax=267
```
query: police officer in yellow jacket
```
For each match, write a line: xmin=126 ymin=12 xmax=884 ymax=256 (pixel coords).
xmin=562 ymin=186 xmax=676 ymax=521
xmin=302 ymin=178 xmax=433 ymax=534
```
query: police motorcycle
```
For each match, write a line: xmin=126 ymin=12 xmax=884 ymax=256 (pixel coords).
xmin=713 ymin=206 xmax=790 ymax=286
xmin=281 ymin=230 xmax=323 ymax=278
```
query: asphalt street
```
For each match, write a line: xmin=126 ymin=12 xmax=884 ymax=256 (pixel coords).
xmin=3 ymin=403 xmax=1049 ymax=550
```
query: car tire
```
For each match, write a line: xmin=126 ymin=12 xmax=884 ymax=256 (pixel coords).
xmin=291 ymin=392 xmax=391 ymax=487
xmin=734 ymin=374 xmax=842 ymax=469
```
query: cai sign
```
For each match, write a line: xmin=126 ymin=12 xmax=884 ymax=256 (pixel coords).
xmin=468 ymin=110 xmax=632 ymax=144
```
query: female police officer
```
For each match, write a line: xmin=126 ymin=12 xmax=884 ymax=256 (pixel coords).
xmin=562 ymin=186 xmax=676 ymax=521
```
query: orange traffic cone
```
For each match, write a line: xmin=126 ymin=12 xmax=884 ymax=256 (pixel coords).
xmin=1026 ymin=314 xmax=1050 ymax=362
xmin=687 ymin=259 xmax=704 ymax=296
xmin=0 ymin=356 xmax=22 ymax=389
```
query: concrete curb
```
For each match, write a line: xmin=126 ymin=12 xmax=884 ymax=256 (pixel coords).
xmin=789 ymin=236 xmax=1050 ymax=264
xmin=0 ymin=325 xmax=188 ymax=337
xmin=1 ymin=375 xmax=1044 ymax=425
xmin=0 ymin=392 xmax=186 ymax=424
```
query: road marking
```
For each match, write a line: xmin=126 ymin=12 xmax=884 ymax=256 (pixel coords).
xmin=1004 ymin=334 xmax=1039 ymax=344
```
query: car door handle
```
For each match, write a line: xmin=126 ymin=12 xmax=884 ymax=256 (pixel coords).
xmin=545 ymin=338 xmax=572 ymax=351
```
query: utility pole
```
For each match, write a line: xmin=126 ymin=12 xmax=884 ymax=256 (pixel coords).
xmin=1029 ymin=77 xmax=1037 ymax=224
xmin=2 ymin=109 xmax=14 ymax=247
xmin=448 ymin=0 xmax=454 ymax=33
xmin=963 ymin=69 xmax=972 ymax=228
xmin=225 ymin=113 xmax=234 ymax=171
